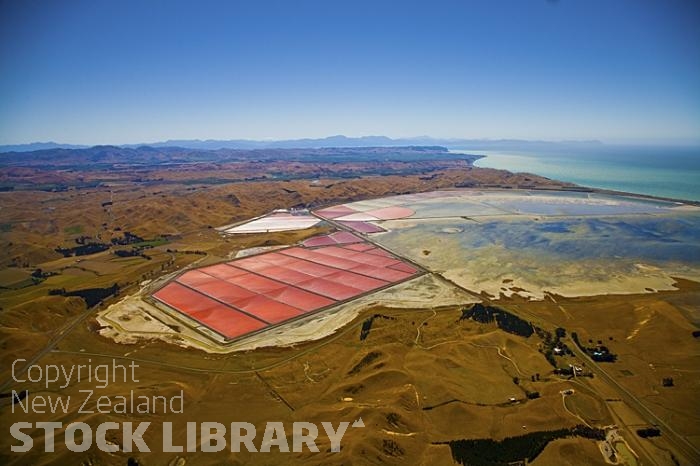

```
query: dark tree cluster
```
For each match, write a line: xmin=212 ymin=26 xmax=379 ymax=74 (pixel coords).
xmin=347 ymin=351 xmax=382 ymax=375
xmin=571 ymin=332 xmax=617 ymax=362
xmin=459 ymin=304 xmax=534 ymax=338
xmin=55 ymin=242 xmax=109 ymax=257
xmin=359 ymin=314 xmax=396 ymax=341
xmin=535 ymin=326 xmax=572 ymax=367
xmin=48 ymin=283 xmax=119 ymax=308
xmin=165 ymin=249 xmax=206 ymax=255
xmin=436 ymin=425 xmax=605 ymax=466
xmin=110 ymin=231 xmax=145 ymax=245
xmin=31 ymin=268 xmax=55 ymax=279
xmin=114 ymin=249 xmax=151 ymax=260
xmin=636 ymin=427 xmax=661 ymax=438
xmin=589 ymin=345 xmax=617 ymax=362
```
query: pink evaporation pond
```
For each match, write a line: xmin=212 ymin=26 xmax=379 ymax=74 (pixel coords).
xmin=315 ymin=205 xmax=357 ymax=219
xmin=329 ymin=231 xmax=363 ymax=244
xmin=302 ymin=231 xmax=363 ymax=247
xmin=302 ymin=235 xmax=337 ymax=247
xmin=338 ymin=221 xmax=385 ymax=233
xmin=365 ymin=206 xmax=414 ymax=220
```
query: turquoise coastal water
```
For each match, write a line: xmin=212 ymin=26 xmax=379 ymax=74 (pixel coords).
xmin=463 ymin=146 xmax=700 ymax=202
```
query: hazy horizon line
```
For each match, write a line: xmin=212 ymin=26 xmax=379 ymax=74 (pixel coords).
xmin=2 ymin=134 xmax=699 ymax=149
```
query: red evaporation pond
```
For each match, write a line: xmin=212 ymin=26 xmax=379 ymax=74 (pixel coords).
xmin=311 ymin=246 xmax=365 ymax=260
xmin=366 ymin=248 xmax=394 ymax=258
xmin=350 ymin=252 xmax=400 ymax=268
xmin=234 ymin=294 xmax=305 ymax=324
xmin=199 ymin=263 xmax=249 ymax=281
xmin=254 ymin=252 xmax=301 ymax=267
xmin=255 ymin=266 xmax=316 ymax=285
xmin=265 ymin=286 xmax=336 ymax=311
xmin=349 ymin=264 xmax=414 ymax=282
xmin=284 ymin=259 xmax=339 ymax=278
xmin=228 ymin=272 xmax=288 ymax=294
xmin=153 ymin=283 xmax=267 ymax=339
xmin=342 ymin=243 xmax=375 ymax=252
xmin=192 ymin=279 xmax=257 ymax=303
xmin=177 ymin=270 xmax=221 ymax=287
xmin=231 ymin=257 xmax=276 ymax=273
xmin=324 ymin=270 xmax=388 ymax=292
xmin=388 ymin=262 xmax=418 ymax=274
xmin=295 ymin=277 xmax=364 ymax=300
xmin=281 ymin=248 xmax=362 ymax=270
xmin=153 ymin=239 xmax=420 ymax=340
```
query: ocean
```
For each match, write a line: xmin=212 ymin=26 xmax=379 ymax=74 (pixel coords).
xmin=459 ymin=145 xmax=700 ymax=202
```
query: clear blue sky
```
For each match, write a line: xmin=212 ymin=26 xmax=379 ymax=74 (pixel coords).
xmin=1 ymin=0 xmax=698 ymax=145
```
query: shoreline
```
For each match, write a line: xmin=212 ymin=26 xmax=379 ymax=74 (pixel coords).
xmin=454 ymin=149 xmax=700 ymax=205
xmin=512 ymin=184 xmax=700 ymax=207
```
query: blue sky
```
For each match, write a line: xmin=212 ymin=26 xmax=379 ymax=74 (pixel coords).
xmin=1 ymin=0 xmax=699 ymax=144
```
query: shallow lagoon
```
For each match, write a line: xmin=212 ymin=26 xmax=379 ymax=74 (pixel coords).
xmin=361 ymin=190 xmax=685 ymax=218
xmin=326 ymin=190 xmax=700 ymax=298
xmin=381 ymin=214 xmax=700 ymax=264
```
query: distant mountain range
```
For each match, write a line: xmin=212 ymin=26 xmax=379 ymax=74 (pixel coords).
xmin=0 ymin=135 xmax=604 ymax=153
xmin=0 ymin=142 xmax=90 ymax=152
xmin=0 ymin=145 xmax=480 ymax=170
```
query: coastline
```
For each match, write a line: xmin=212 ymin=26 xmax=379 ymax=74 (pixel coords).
xmin=454 ymin=148 xmax=700 ymax=204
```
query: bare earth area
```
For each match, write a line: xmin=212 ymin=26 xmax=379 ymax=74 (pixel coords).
xmin=1 ymin=159 xmax=698 ymax=466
